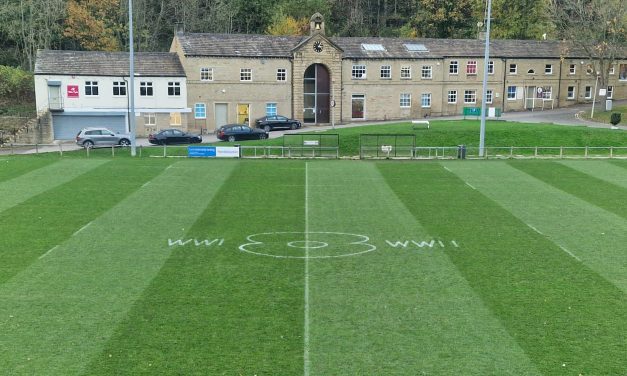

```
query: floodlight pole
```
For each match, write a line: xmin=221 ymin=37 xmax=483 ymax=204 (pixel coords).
xmin=590 ymin=73 xmax=599 ymax=119
xmin=128 ymin=0 xmax=137 ymax=156
xmin=479 ymin=0 xmax=492 ymax=157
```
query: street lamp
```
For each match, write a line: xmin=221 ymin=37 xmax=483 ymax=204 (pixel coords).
xmin=479 ymin=0 xmax=492 ymax=157
xmin=590 ymin=72 xmax=600 ymax=119
xmin=128 ymin=0 xmax=136 ymax=156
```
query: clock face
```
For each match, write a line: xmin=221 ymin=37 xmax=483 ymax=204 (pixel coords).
xmin=313 ymin=41 xmax=323 ymax=53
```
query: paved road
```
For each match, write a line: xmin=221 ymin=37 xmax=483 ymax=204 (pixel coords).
xmin=1 ymin=101 xmax=624 ymax=155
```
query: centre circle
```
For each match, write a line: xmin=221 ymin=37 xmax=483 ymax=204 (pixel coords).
xmin=287 ymin=240 xmax=329 ymax=249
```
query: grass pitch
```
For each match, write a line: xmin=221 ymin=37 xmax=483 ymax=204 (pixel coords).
xmin=0 ymin=157 xmax=626 ymax=375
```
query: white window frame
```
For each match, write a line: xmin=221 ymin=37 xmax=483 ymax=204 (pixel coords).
xmin=400 ymin=66 xmax=411 ymax=79
xmin=266 ymin=103 xmax=277 ymax=116
xmin=466 ymin=60 xmax=477 ymax=74
xmin=449 ymin=61 xmax=458 ymax=75
xmin=464 ymin=90 xmax=477 ymax=104
xmin=352 ymin=65 xmax=367 ymax=79
xmin=447 ymin=90 xmax=457 ymax=104
xmin=584 ymin=86 xmax=592 ymax=99
xmin=200 ymin=67 xmax=213 ymax=81
xmin=486 ymin=89 xmax=493 ymax=104
xmin=487 ymin=60 xmax=494 ymax=75
xmin=509 ymin=63 xmax=517 ymax=74
xmin=144 ymin=113 xmax=156 ymax=126
xmin=140 ymin=81 xmax=153 ymax=97
xmin=400 ymin=93 xmax=411 ymax=108
xmin=276 ymin=68 xmax=286 ymax=81
xmin=607 ymin=86 xmax=613 ymax=99
xmin=240 ymin=68 xmax=252 ymax=81
xmin=608 ymin=65 xmax=615 ymax=75
xmin=567 ymin=86 xmax=576 ymax=99
xmin=380 ymin=65 xmax=391 ymax=79
xmin=507 ymin=86 xmax=517 ymax=100
xmin=569 ymin=64 xmax=576 ymax=74
xmin=545 ymin=64 xmax=553 ymax=74
xmin=619 ymin=64 xmax=627 ymax=80
xmin=168 ymin=82 xmax=181 ymax=96
xmin=194 ymin=103 xmax=206 ymax=119
xmin=85 ymin=81 xmax=99 ymax=96
xmin=170 ymin=112 xmax=182 ymax=126
xmin=421 ymin=65 xmax=432 ymax=79
xmin=112 ymin=81 xmax=126 ymax=96
xmin=421 ymin=93 xmax=431 ymax=108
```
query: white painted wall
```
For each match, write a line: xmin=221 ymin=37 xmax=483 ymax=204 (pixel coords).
xmin=35 ymin=75 xmax=188 ymax=115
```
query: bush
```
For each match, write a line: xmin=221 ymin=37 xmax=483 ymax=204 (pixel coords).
xmin=610 ymin=112 xmax=622 ymax=126
xmin=0 ymin=65 xmax=34 ymax=102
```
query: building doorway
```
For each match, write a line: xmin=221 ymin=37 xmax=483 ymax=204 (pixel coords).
xmin=303 ymin=64 xmax=330 ymax=124
xmin=237 ymin=104 xmax=250 ymax=125
xmin=215 ymin=103 xmax=228 ymax=130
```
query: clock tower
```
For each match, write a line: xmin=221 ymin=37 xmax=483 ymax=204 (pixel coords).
xmin=310 ymin=13 xmax=325 ymax=35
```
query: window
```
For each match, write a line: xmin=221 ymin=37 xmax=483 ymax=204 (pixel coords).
xmin=200 ymin=68 xmax=213 ymax=81
xmin=607 ymin=86 xmax=613 ymax=99
xmin=447 ymin=90 xmax=457 ymax=104
xmin=404 ymin=44 xmax=428 ymax=52
xmin=352 ymin=65 xmax=366 ymax=79
xmin=567 ymin=86 xmax=576 ymax=99
xmin=351 ymin=94 xmax=365 ymax=119
xmin=466 ymin=60 xmax=477 ymax=74
xmin=266 ymin=103 xmax=277 ymax=116
xmin=170 ymin=112 xmax=182 ymax=126
xmin=527 ymin=69 xmax=535 ymax=74
xmin=276 ymin=68 xmax=286 ymax=81
xmin=401 ymin=66 xmax=411 ymax=79
xmin=380 ymin=65 xmax=391 ymax=79
xmin=194 ymin=103 xmax=206 ymax=119
xmin=487 ymin=60 xmax=494 ymax=74
xmin=509 ymin=64 xmax=517 ymax=74
xmin=144 ymin=113 xmax=156 ymax=126
xmin=619 ymin=64 xmax=627 ymax=80
xmin=541 ymin=87 xmax=552 ymax=99
xmin=449 ymin=61 xmax=458 ymax=74
xmin=140 ymin=82 xmax=153 ymax=96
xmin=585 ymin=86 xmax=592 ymax=99
xmin=85 ymin=81 xmax=98 ymax=96
xmin=507 ymin=86 xmax=517 ymax=100
xmin=586 ymin=65 xmax=594 ymax=75
xmin=112 ymin=81 xmax=126 ymax=96
xmin=421 ymin=93 xmax=431 ymax=108
xmin=486 ymin=89 xmax=493 ymax=104
xmin=569 ymin=64 xmax=576 ymax=74
xmin=400 ymin=93 xmax=411 ymax=108
xmin=545 ymin=64 xmax=553 ymax=74
xmin=168 ymin=82 xmax=181 ymax=96
xmin=464 ymin=90 xmax=477 ymax=104
xmin=421 ymin=65 xmax=432 ymax=79
xmin=240 ymin=68 xmax=252 ymax=81
xmin=362 ymin=43 xmax=385 ymax=51
xmin=608 ymin=65 xmax=615 ymax=75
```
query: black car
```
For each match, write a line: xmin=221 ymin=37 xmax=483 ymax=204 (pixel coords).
xmin=217 ymin=124 xmax=268 ymax=142
xmin=255 ymin=115 xmax=301 ymax=132
xmin=148 ymin=129 xmax=202 ymax=145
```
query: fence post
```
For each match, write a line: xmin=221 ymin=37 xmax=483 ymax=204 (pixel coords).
xmin=534 ymin=146 xmax=538 ymax=158
xmin=112 ymin=145 xmax=115 ymax=157
xmin=560 ymin=146 xmax=563 ymax=159
xmin=139 ymin=145 xmax=142 ymax=158
xmin=163 ymin=144 xmax=166 ymax=157
xmin=585 ymin=146 xmax=588 ymax=159
xmin=35 ymin=143 xmax=39 ymax=154
xmin=59 ymin=143 xmax=63 ymax=156
xmin=10 ymin=143 xmax=14 ymax=155
xmin=86 ymin=146 xmax=90 ymax=158
xmin=610 ymin=146 xmax=613 ymax=159
xmin=510 ymin=146 xmax=513 ymax=159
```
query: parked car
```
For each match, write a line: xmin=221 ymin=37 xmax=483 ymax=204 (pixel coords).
xmin=217 ymin=124 xmax=268 ymax=142
xmin=255 ymin=115 xmax=301 ymax=132
xmin=76 ymin=127 xmax=131 ymax=148
xmin=148 ymin=129 xmax=202 ymax=145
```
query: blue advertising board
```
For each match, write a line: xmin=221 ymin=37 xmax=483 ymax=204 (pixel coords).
xmin=188 ymin=146 xmax=216 ymax=158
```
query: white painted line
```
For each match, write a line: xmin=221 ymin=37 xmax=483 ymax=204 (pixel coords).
xmin=465 ymin=182 xmax=476 ymax=190
xmin=165 ymin=164 xmax=173 ymax=170
xmin=73 ymin=221 xmax=92 ymax=236
xmin=304 ymin=162 xmax=311 ymax=376
xmin=443 ymin=166 xmax=452 ymax=172
xmin=527 ymin=224 xmax=543 ymax=235
xmin=559 ymin=245 xmax=581 ymax=262
xmin=142 ymin=181 xmax=151 ymax=188
xmin=39 ymin=245 xmax=59 ymax=259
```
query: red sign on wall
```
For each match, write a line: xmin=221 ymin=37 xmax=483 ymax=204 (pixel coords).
xmin=67 ymin=85 xmax=79 ymax=98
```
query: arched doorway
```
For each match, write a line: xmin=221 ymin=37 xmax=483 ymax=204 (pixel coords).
xmin=303 ymin=64 xmax=330 ymax=124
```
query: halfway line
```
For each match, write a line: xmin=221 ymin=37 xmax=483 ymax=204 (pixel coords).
xmin=304 ymin=162 xmax=311 ymax=376
xmin=39 ymin=245 xmax=59 ymax=259
xmin=73 ymin=221 xmax=92 ymax=236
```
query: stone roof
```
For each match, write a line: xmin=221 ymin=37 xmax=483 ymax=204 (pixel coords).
xmin=175 ymin=32 xmax=602 ymax=60
xmin=34 ymin=50 xmax=186 ymax=77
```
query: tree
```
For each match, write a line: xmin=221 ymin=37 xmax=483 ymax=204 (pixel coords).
xmin=549 ymin=0 xmax=626 ymax=90
xmin=267 ymin=15 xmax=309 ymax=36
xmin=64 ymin=0 xmax=123 ymax=51
xmin=410 ymin=0 xmax=478 ymax=39
xmin=490 ymin=0 xmax=552 ymax=39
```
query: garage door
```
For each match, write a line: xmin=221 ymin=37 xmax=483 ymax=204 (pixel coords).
xmin=52 ymin=114 xmax=126 ymax=140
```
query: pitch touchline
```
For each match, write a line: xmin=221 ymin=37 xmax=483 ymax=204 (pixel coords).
xmin=304 ymin=162 xmax=311 ymax=376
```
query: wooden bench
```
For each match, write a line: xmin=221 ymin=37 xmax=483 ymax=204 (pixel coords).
xmin=412 ymin=120 xmax=430 ymax=129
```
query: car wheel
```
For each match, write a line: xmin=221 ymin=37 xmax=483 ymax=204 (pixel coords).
xmin=264 ymin=125 xmax=271 ymax=132
xmin=83 ymin=140 xmax=94 ymax=148
xmin=119 ymin=139 xmax=130 ymax=146
xmin=290 ymin=123 xmax=297 ymax=130
xmin=228 ymin=135 xmax=236 ymax=142
xmin=259 ymin=133 xmax=267 ymax=140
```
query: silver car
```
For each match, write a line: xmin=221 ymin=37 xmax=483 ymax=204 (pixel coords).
xmin=75 ymin=127 xmax=131 ymax=148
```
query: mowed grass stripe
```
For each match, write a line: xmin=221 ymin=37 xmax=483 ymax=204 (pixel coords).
xmin=446 ymin=161 xmax=627 ymax=292
xmin=0 ymin=156 xmax=57 ymax=183
xmin=379 ymin=163 xmax=627 ymax=375
xmin=89 ymin=160 xmax=306 ymax=375
xmin=509 ymin=160 xmax=627 ymax=221
xmin=0 ymin=158 xmax=108 ymax=213
xmin=306 ymin=161 xmax=539 ymax=375
xmin=0 ymin=159 xmax=236 ymax=375
xmin=0 ymin=159 xmax=167 ymax=284
xmin=558 ymin=160 xmax=627 ymax=189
